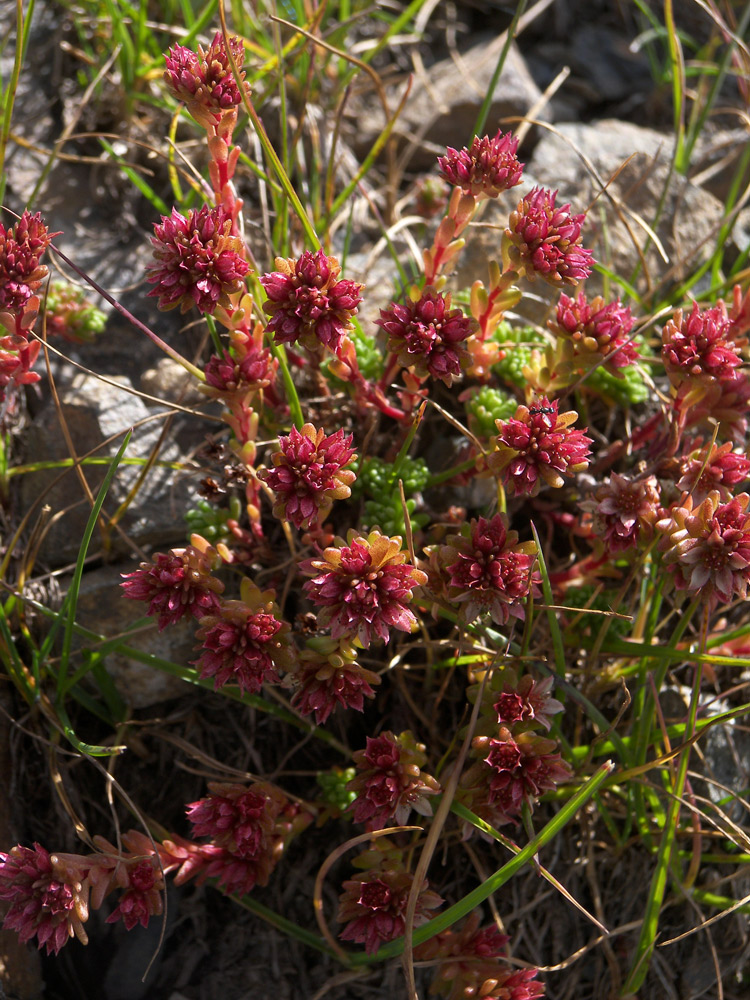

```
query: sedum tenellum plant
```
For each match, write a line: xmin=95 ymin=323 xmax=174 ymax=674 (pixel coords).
xmin=4 ymin=24 xmax=750 ymax=998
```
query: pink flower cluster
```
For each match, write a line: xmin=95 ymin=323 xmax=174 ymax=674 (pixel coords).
xmin=260 ymin=249 xmax=362 ymax=354
xmin=506 ymin=187 xmax=593 ymax=286
xmin=164 ymin=31 xmax=248 ymax=129
xmin=290 ymin=635 xmax=380 ymax=723
xmin=439 ymin=512 xmax=540 ymax=625
xmin=552 ymin=291 xmax=637 ymax=370
xmin=147 ymin=204 xmax=249 ymax=315
xmin=259 ymin=422 xmax=357 ymax=530
xmin=377 ymin=289 xmax=475 ymax=386
xmin=438 ymin=130 xmax=524 ymax=199
xmin=0 ymin=840 xmax=165 ymax=955
xmin=347 ymin=730 xmax=441 ymax=831
xmin=301 ymin=529 xmax=427 ymax=647
xmin=489 ymin=397 xmax=592 ymax=497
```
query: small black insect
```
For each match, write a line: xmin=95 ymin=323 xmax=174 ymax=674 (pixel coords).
xmin=528 ymin=405 xmax=555 ymax=416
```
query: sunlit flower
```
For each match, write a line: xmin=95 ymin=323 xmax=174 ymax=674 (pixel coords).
xmin=376 ymin=289 xmax=475 ymax=385
xmin=164 ymin=31 xmax=248 ymax=128
xmin=147 ymin=205 xmax=249 ymax=315
xmin=552 ymin=291 xmax=637 ymax=369
xmin=301 ymin=529 xmax=427 ymax=647
xmin=677 ymin=441 xmax=750 ymax=503
xmin=489 ymin=398 xmax=592 ymax=497
xmin=440 ymin=512 xmax=540 ymax=624
xmin=657 ymin=491 xmax=750 ymax=610
xmin=506 ymin=187 xmax=593 ymax=286
xmin=259 ymin=423 xmax=356 ymax=530
xmin=260 ymin=250 xmax=362 ymax=354
xmin=347 ymin=731 xmax=441 ymax=831
xmin=203 ymin=345 xmax=274 ymax=396
xmin=121 ymin=538 xmax=224 ymax=630
xmin=662 ymin=301 xmax=742 ymax=390
xmin=0 ymin=211 xmax=54 ymax=316
xmin=438 ymin=130 xmax=524 ymax=199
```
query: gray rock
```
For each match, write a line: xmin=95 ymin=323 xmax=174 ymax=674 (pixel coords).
xmin=20 ymin=372 xmax=195 ymax=566
xmin=75 ymin=564 xmax=194 ymax=708
xmin=355 ymin=38 xmax=542 ymax=170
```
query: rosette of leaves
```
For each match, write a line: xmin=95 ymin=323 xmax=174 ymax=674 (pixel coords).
xmin=185 ymin=496 xmax=241 ymax=544
xmin=465 ymin=385 xmax=518 ymax=439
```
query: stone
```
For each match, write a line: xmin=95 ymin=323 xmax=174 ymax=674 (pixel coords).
xmin=74 ymin=564 xmax=195 ymax=708
xmin=19 ymin=372 xmax=195 ymax=567
xmin=355 ymin=38 xmax=542 ymax=170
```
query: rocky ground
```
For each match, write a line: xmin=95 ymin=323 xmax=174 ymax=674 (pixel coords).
xmin=1 ymin=1 xmax=749 ymax=998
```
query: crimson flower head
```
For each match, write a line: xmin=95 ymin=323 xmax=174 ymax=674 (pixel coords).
xmin=657 ymin=491 xmax=750 ymax=611
xmin=147 ymin=205 xmax=248 ymax=315
xmin=259 ymin=422 xmax=357 ymax=530
xmin=121 ymin=535 xmax=224 ymax=630
xmin=203 ymin=343 xmax=275 ymax=397
xmin=164 ymin=31 xmax=248 ymax=128
xmin=479 ymin=729 xmax=571 ymax=822
xmin=0 ymin=844 xmax=90 ymax=955
xmin=0 ymin=211 xmax=54 ymax=317
xmin=301 ymin=529 xmax=427 ymax=647
xmin=186 ymin=782 xmax=277 ymax=858
xmin=506 ymin=187 xmax=593 ymax=286
xmin=494 ymin=675 xmax=563 ymax=732
xmin=677 ymin=441 xmax=750 ymax=503
xmin=552 ymin=291 xmax=637 ymax=369
xmin=347 ymin=730 xmax=441 ymax=831
xmin=440 ymin=513 xmax=540 ymax=625
xmin=260 ymin=250 xmax=362 ymax=354
xmin=105 ymin=858 xmax=164 ymax=932
xmin=581 ymin=472 xmax=661 ymax=553
xmin=662 ymin=301 xmax=742 ymax=391
xmin=337 ymin=846 xmax=442 ymax=955
xmin=192 ymin=580 xmax=294 ymax=695
xmin=376 ymin=289 xmax=475 ymax=386
xmin=489 ymin=397 xmax=592 ymax=497
xmin=437 ymin=130 xmax=524 ymax=199
xmin=290 ymin=635 xmax=380 ymax=723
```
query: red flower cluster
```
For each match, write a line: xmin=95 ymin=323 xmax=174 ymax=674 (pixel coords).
xmin=290 ymin=636 xmax=380 ymax=723
xmin=0 ymin=211 xmax=54 ymax=317
xmin=347 ymin=731 xmax=441 ymax=831
xmin=440 ymin=512 xmax=540 ymax=624
xmin=552 ymin=291 xmax=637 ymax=369
xmin=192 ymin=582 xmax=293 ymax=695
xmin=489 ymin=398 xmax=592 ymax=497
xmin=479 ymin=729 xmax=571 ymax=824
xmin=676 ymin=441 xmax=750 ymax=503
xmin=657 ymin=491 xmax=750 ymax=611
xmin=259 ymin=422 xmax=356 ymax=530
xmin=337 ymin=844 xmax=442 ymax=954
xmin=183 ymin=781 xmax=312 ymax=896
xmin=506 ymin=187 xmax=593 ymax=286
xmin=493 ymin=675 xmax=563 ymax=733
xmin=147 ymin=205 xmax=249 ymax=315
xmin=121 ymin=535 xmax=224 ymax=630
xmin=581 ymin=472 xmax=661 ymax=553
xmin=260 ymin=250 xmax=362 ymax=354
xmin=203 ymin=343 xmax=275 ymax=397
xmin=164 ymin=31 xmax=248 ymax=128
xmin=301 ymin=530 xmax=427 ymax=647
xmin=377 ymin=289 xmax=475 ymax=386
xmin=437 ymin=130 xmax=524 ymax=199
xmin=416 ymin=912 xmax=544 ymax=1000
